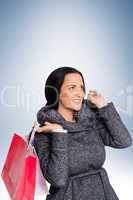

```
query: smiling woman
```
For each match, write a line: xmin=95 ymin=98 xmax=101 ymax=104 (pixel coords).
xmin=33 ymin=66 xmax=132 ymax=200
xmin=57 ymin=73 xmax=85 ymax=123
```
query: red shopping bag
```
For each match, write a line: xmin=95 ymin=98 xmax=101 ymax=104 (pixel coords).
xmin=1 ymin=133 xmax=36 ymax=200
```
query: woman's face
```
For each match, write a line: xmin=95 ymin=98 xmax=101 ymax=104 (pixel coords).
xmin=58 ymin=73 xmax=85 ymax=111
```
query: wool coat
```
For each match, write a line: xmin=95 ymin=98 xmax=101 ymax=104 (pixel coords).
xmin=34 ymin=99 xmax=132 ymax=200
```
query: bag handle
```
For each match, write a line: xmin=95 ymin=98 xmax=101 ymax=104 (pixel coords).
xmin=28 ymin=121 xmax=39 ymax=146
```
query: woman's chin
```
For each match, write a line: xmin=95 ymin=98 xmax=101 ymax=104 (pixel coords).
xmin=72 ymin=104 xmax=82 ymax=111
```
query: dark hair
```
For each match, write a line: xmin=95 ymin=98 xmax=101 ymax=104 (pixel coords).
xmin=44 ymin=66 xmax=86 ymax=110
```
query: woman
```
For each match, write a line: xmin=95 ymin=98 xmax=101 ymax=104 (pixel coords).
xmin=34 ymin=66 xmax=132 ymax=200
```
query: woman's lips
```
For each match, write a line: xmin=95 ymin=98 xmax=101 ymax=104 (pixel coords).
xmin=73 ymin=99 xmax=82 ymax=103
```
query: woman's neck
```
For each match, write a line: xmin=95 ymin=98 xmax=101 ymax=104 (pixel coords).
xmin=57 ymin=107 xmax=76 ymax=122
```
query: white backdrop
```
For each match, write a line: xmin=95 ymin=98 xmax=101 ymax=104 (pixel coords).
xmin=0 ymin=0 xmax=133 ymax=199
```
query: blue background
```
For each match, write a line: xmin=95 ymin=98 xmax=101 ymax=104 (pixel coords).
xmin=0 ymin=0 xmax=133 ymax=199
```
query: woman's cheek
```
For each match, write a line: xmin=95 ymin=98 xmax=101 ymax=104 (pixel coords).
xmin=60 ymin=92 xmax=69 ymax=103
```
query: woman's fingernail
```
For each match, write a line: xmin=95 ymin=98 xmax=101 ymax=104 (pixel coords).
xmin=37 ymin=128 xmax=41 ymax=132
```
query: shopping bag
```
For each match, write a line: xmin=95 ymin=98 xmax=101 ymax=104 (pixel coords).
xmin=27 ymin=125 xmax=49 ymax=198
xmin=1 ymin=127 xmax=49 ymax=200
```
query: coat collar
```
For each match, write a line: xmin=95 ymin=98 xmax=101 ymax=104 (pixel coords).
xmin=37 ymin=99 xmax=97 ymax=131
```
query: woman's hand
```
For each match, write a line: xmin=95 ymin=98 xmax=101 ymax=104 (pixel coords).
xmin=88 ymin=90 xmax=108 ymax=108
xmin=36 ymin=122 xmax=64 ymax=133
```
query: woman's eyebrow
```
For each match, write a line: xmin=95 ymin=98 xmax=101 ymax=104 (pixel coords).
xmin=66 ymin=84 xmax=84 ymax=87
xmin=66 ymin=84 xmax=76 ymax=86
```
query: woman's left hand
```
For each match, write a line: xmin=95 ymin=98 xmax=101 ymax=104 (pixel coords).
xmin=88 ymin=90 xmax=108 ymax=108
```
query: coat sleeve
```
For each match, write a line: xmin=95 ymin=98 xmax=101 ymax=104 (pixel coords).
xmin=94 ymin=102 xmax=132 ymax=148
xmin=34 ymin=131 xmax=69 ymax=188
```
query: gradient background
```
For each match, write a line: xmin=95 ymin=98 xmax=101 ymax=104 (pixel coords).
xmin=0 ymin=0 xmax=133 ymax=199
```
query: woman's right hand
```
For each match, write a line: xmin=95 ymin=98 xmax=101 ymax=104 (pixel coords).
xmin=36 ymin=121 xmax=64 ymax=133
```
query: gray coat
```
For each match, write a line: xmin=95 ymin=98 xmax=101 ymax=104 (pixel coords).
xmin=34 ymin=99 xmax=132 ymax=200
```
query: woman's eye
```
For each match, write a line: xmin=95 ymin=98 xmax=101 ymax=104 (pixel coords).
xmin=81 ymin=86 xmax=84 ymax=91
xmin=69 ymin=86 xmax=75 ymax=90
xmin=69 ymin=86 xmax=84 ymax=91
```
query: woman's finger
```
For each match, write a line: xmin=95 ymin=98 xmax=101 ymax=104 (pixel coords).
xmin=36 ymin=126 xmax=48 ymax=133
xmin=32 ymin=121 xmax=38 ymax=128
xmin=32 ymin=121 xmax=36 ymax=128
xmin=89 ymin=90 xmax=97 ymax=92
xmin=44 ymin=121 xmax=51 ymax=125
xmin=32 ymin=124 xmax=35 ymax=128
xmin=88 ymin=92 xmax=98 ymax=96
xmin=45 ymin=121 xmax=51 ymax=124
xmin=89 ymin=90 xmax=98 ymax=95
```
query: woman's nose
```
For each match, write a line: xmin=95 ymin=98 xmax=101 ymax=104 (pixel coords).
xmin=75 ymin=88 xmax=84 ymax=97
